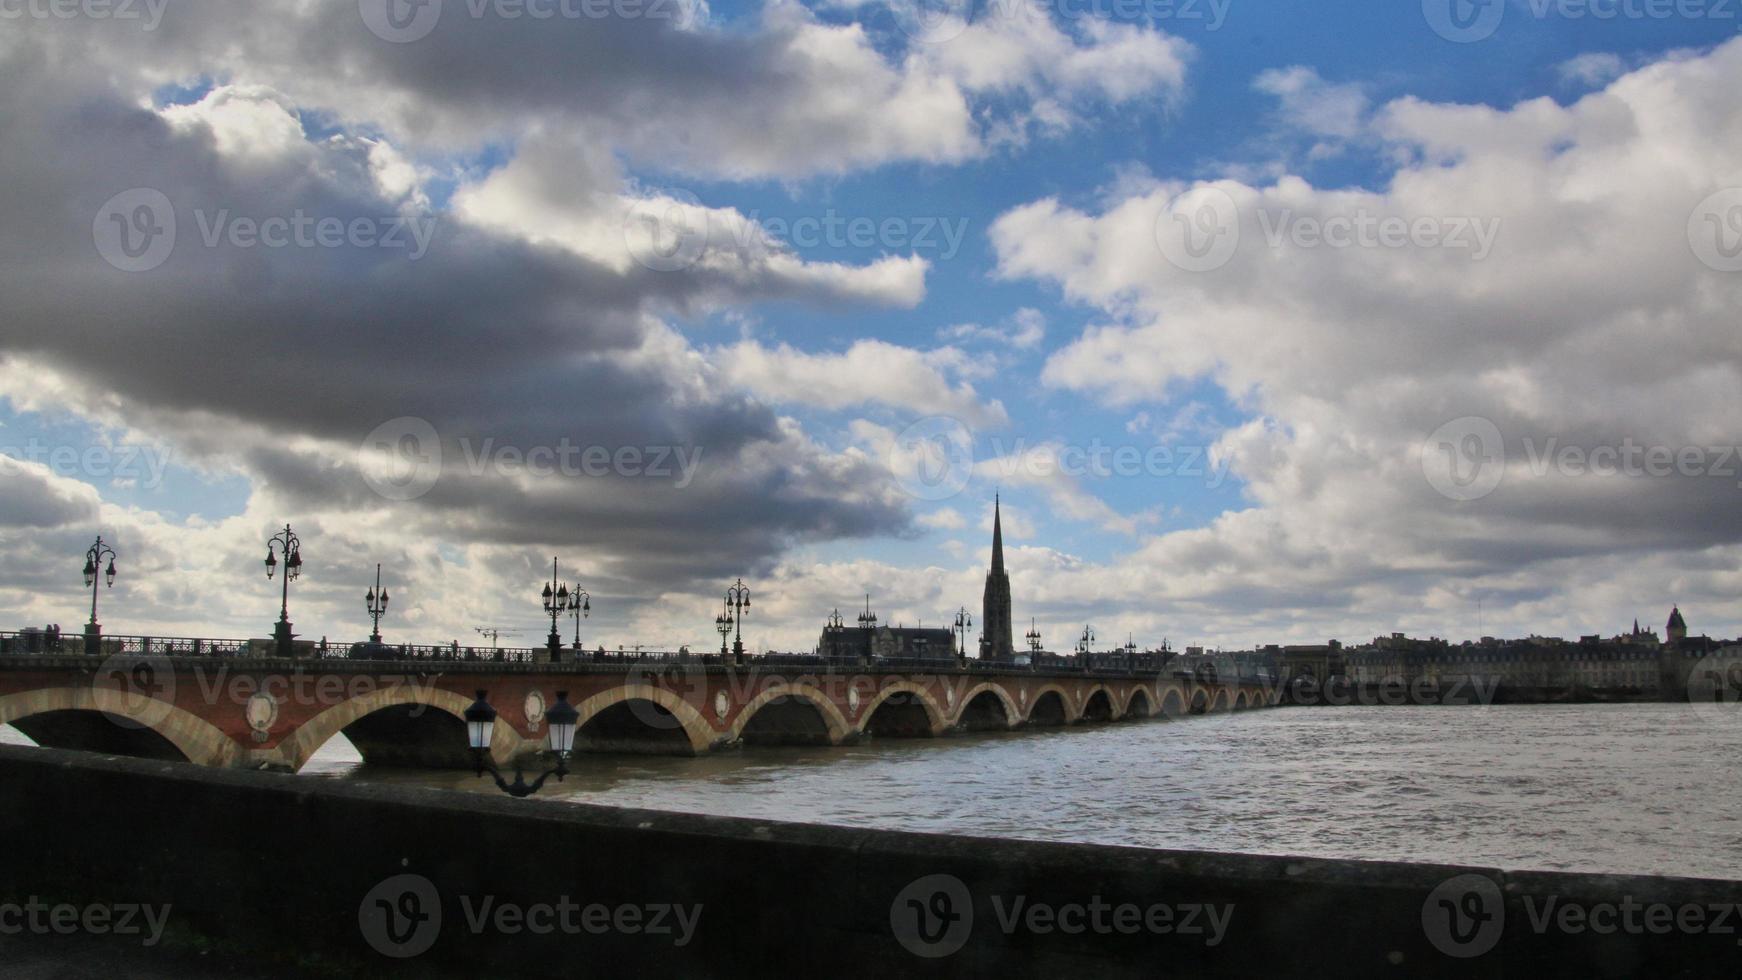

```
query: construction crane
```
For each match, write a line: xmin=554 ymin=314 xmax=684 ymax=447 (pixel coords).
xmin=473 ymin=626 xmax=522 ymax=649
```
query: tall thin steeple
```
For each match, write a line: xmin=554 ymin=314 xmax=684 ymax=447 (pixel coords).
xmin=981 ymin=495 xmax=1014 ymax=660
xmin=991 ymin=494 xmax=1005 ymax=574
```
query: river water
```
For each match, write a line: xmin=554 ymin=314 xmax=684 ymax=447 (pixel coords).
xmin=8 ymin=703 xmax=1740 ymax=879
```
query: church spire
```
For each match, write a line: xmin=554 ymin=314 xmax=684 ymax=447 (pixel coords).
xmin=990 ymin=494 xmax=1005 ymax=575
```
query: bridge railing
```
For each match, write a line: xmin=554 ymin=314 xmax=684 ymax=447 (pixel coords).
xmin=0 ymin=631 xmax=256 ymax=658
xmin=1 ymin=630 xmax=1275 ymax=684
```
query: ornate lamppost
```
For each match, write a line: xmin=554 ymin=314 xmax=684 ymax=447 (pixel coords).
xmin=539 ymin=557 xmax=570 ymax=663
xmin=82 ymin=535 xmax=117 ymax=652
xmin=953 ymin=606 xmax=972 ymax=666
xmin=463 ymin=690 xmax=580 ymax=798
xmin=569 ymin=587 xmax=591 ymax=651
xmin=264 ymin=524 xmax=302 ymax=657
xmin=364 ymin=563 xmax=390 ymax=644
xmin=714 ymin=606 xmax=734 ymax=659
xmin=1076 ymin=625 xmax=1096 ymax=658
xmin=725 ymin=578 xmax=751 ymax=665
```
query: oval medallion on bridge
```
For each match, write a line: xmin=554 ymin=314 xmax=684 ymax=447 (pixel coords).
xmin=848 ymin=688 xmax=861 ymax=713
xmin=245 ymin=693 xmax=278 ymax=743
xmin=524 ymin=690 xmax=546 ymax=731
xmin=944 ymin=686 xmax=954 ymax=709
xmin=713 ymin=690 xmax=729 ymax=720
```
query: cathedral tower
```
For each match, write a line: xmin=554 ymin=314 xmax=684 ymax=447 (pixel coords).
xmin=980 ymin=496 xmax=1014 ymax=660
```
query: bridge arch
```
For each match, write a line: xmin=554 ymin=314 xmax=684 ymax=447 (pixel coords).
xmin=858 ymin=682 xmax=947 ymax=738
xmin=1124 ymin=688 xmax=1153 ymax=719
xmin=284 ymin=685 xmax=523 ymax=772
xmin=730 ymin=683 xmax=852 ymax=746
xmin=1080 ymin=686 xmax=1116 ymax=723
xmin=1158 ymin=687 xmax=1187 ymax=719
xmin=1234 ymin=692 xmax=1251 ymax=711
xmin=952 ymin=682 xmax=1020 ymax=731
xmin=1210 ymin=688 xmax=1232 ymax=713
xmin=1025 ymin=685 xmax=1075 ymax=727
xmin=573 ymin=684 xmax=715 ymax=755
xmin=0 ymin=687 xmax=237 ymax=767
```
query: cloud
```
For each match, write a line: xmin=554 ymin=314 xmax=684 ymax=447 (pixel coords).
xmin=714 ymin=340 xmax=1009 ymax=427
xmin=940 ymin=307 xmax=1047 ymax=349
xmin=1252 ymin=66 xmax=1370 ymax=140
xmin=986 ymin=39 xmax=1742 ymax=642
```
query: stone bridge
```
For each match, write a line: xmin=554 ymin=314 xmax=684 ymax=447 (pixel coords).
xmin=0 ymin=649 xmax=1279 ymax=772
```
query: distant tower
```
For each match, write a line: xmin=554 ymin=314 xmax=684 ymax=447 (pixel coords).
xmin=980 ymin=496 xmax=1014 ymax=660
xmin=1667 ymin=606 xmax=1687 ymax=643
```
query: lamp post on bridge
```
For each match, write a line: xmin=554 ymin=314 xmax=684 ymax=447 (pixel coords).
xmin=724 ymin=578 xmax=750 ymax=665
xmin=263 ymin=524 xmax=302 ymax=658
xmin=569 ymin=587 xmax=590 ymax=653
xmin=81 ymin=535 xmax=117 ymax=653
xmin=1025 ymin=617 xmax=1042 ymax=669
xmin=714 ymin=606 xmax=734 ymax=659
xmin=364 ymin=563 xmax=390 ymax=645
xmin=953 ymin=607 xmax=972 ymax=667
xmin=1075 ymin=625 xmax=1096 ymax=660
xmin=539 ymin=557 xmax=571 ymax=663
xmin=463 ymin=690 xmax=580 ymax=798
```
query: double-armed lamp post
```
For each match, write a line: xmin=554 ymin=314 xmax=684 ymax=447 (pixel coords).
xmin=365 ymin=563 xmax=390 ymax=644
xmin=953 ymin=606 xmax=972 ymax=665
xmin=264 ymin=524 xmax=302 ymax=657
xmin=539 ymin=557 xmax=590 ymax=663
xmin=464 ymin=690 xmax=581 ymax=798
xmin=724 ymin=578 xmax=751 ymax=665
xmin=82 ymin=535 xmax=117 ymax=651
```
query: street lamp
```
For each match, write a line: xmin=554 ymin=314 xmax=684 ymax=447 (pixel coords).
xmin=953 ymin=607 xmax=972 ymax=664
xmin=540 ymin=557 xmax=570 ymax=663
xmin=1025 ymin=618 xmax=1042 ymax=656
xmin=724 ymin=578 xmax=751 ymax=665
xmin=264 ymin=524 xmax=302 ymax=657
xmin=364 ymin=563 xmax=390 ymax=644
xmin=715 ymin=606 xmax=734 ymax=658
xmin=1076 ymin=625 xmax=1096 ymax=657
xmin=569 ymin=588 xmax=590 ymax=651
xmin=464 ymin=690 xmax=580 ymax=798
xmin=82 ymin=536 xmax=117 ymax=651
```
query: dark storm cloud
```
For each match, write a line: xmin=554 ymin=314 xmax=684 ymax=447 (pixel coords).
xmin=0 ymin=42 xmax=913 ymax=597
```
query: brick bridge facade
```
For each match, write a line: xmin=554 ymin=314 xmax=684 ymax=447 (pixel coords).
xmin=0 ymin=654 xmax=1279 ymax=771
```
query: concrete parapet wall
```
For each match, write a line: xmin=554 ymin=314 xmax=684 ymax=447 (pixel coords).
xmin=0 ymin=746 xmax=1735 ymax=978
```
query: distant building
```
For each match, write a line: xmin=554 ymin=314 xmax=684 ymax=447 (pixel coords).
xmin=979 ymin=495 xmax=1014 ymax=661
xmin=1667 ymin=606 xmax=1688 ymax=643
xmin=816 ymin=605 xmax=955 ymax=663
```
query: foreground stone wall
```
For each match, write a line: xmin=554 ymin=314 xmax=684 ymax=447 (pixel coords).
xmin=0 ymin=746 xmax=1736 ymax=978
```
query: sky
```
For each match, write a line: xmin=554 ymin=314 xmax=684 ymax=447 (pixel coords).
xmin=2 ymin=0 xmax=1741 ymax=653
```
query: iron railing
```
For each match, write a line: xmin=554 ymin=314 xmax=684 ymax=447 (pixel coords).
xmin=0 ymin=629 xmax=1275 ymax=683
